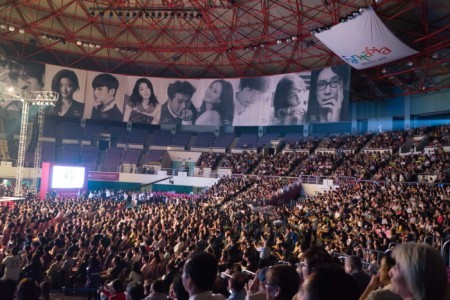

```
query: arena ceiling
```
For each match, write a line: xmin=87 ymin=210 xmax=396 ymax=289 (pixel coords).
xmin=0 ymin=0 xmax=449 ymax=101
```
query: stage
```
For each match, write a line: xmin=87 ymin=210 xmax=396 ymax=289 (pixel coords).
xmin=0 ymin=196 xmax=26 ymax=205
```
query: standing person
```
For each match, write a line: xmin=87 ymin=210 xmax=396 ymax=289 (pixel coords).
xmin=389 ymin=242 xmax=447 ymax=300
xmin=307 ymin=65 xmax=349 ymax=123
xmin=273 ymin=74 xmax=309 ymax=125
xmin=160 ymin=81 xmax=197 ymax=125
xmin=195 ymin=80 xmax=234 ymax=126
xmin=47 ymin=69 xmax=84 ymax=118
xmin=181 ymin=251 xmax=225 ymax=300
xmin=1 ymin=247 xmax=21 ymax=282
xmin=233 ymin=77 xmax=270 ymax=126
xmin=91 ymin=73 xmax=123 ymax=121
xmin=86 ymin=256 xmax=102 ymax=300
xmin=124 ymin=78 xmax=161 ymax=124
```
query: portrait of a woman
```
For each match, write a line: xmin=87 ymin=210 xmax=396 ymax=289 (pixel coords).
xmin=307 ymin=65 xmax=349 ymax=123
xmin=48 ymin=69 xmax=84 ymax=118
xmin=195 ymin=80 xmax=234 ymax=126
xmin=273 ymin=74 xmax=309 ymax=125
xmin=124 ymin=78 xmax=161 ymax=124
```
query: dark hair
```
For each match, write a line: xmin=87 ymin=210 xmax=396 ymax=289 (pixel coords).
xmin=302 ymin=267 xmax=359 ymax=300
xmin=307 ymin=65 xmax=349 ymax=123
xmin=266 ymin=265 xmax=300 ymax=300
xmin=16 ymin=278 xmax=40 ymax=300
xmin=51 ymin=69 xmax=80 ymax=95
xmin=22 ymin=61 xmax=45 ymax=87
xmin=381 ymin=250 xmax=396 ymax=269
xmin=128 ymin=78 xmax=159 ymax=108
xmin=230 ymin=271 xmax=246 ymax=292
xmin=302 ymin=246 xmax=334 ymax=274
xmin=273 ymin=74 xmax=307 ymax=121
xmin=92 ymin=73 xmax=119 ymax=97
xmin=0 ymin=279 xmax=17 ymax=300
xmin=198 ymin=80 xmax=234 ymax=125
xmin=183 ymin=251 xmax=218 ymax=292
xmin=167 ymin=81 xmax=196 ymax=101
xmin=111 ymin=279 xmax=125 ymax=293
xmin=239 ymin=77 xmax=267 ymax=93
xmin=172 ymin=275 xmax=189 ymax=300
xmin=152 ymin=279 xmax=165 ymax=293
xmin=127 ymin=282 xmax=145 ymax=300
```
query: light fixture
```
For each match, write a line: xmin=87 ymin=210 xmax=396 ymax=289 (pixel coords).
xmin=407 ymin=61 xmax=414 ymax=67
xmin=9 ymin=26 xmax=15 ymax=32
xmin=276 ymin=39 xmax=282 ymax=44
xmin=291 ymin=36 xmax=298 ymax=41
xmin=381 ymin=67 xmax=387 ymax=74
xmin=19 ymin=28 xmax=25 ymax=34
xmin=76 ymin=40 xmax=82 ymax=46
xmin=0 ymin=24 xmax=6 ymax=29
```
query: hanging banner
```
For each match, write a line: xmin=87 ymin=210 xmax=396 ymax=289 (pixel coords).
xmin=315 ymin=6 xmax=418 ymax=70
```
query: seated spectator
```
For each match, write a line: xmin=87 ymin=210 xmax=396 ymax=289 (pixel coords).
xmin=0 ymin=278 xmax=17 ymax=300
xmin=127 ymin=282 xmax=145 ymax=300
xmin=360 ymin=251 xmax=401 ymax=300
xmin=170 ymin=275 xmax=189 ymax=300
xmin=100 ymin=278 xmax=126 ymax=300
xmin=16 ymin=277 xmax=40 ymax=300
xmin=390 ymin=242 xmax=447 ymax=300
xmin=296 ymin=267 xmax=359 ymax=300
xmin=227 ymin=271 xmax=247 ymax=300
xmin=344 ymin=256 xmax=371 ymax=296
xmin=144 ymin=278 xmax=168 ymax=300
xmin=182 ymin=251 xmax=225 ymax=300
xmin=265 ymin=265 xmax=300 ymax=300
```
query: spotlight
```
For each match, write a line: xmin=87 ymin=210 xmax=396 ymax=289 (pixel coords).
xmin=431 ymin=53 xmax=439 ymax=60
xmin=358 ymin=7 xmax=366 ymax=13
xmin=291 ymin=36 xmax=298 ymax=41
xmin=0 ymin=24 xmax=6 ymax=29
xmin=90 ymin=11 xmax=95 ymax=17
xmin=407 ymin=61 xmax=414 ymax=67
xmin=285 ymin=38 xmax=291 ymax=42
xmin=226 ymin=48 xmax=232 ymax=53
xmin=9 ymin=25 xmax=15 ymax=32
xmin=381 ymin=67 xmax=387 ymax=74
xmin=260 ymin=43 xmax=265 ymax=48
xmin=352 ymin=11 xmax=359 ymax=17
xmin=276 ymin=39 xmax=282 ymax=44
xmin=339 ymin=17 xmax=347 ymax=23
xmin=76 ymin=40 xmax=82 ymax=46
xmin=95 ymin=44 xmax=101 ymax=49
xmin=374 ymin=0 xmax=382 ymax=4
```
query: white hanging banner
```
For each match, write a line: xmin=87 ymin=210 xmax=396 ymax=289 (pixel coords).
xmin=315 ymin=6 xmax=418 ymax=70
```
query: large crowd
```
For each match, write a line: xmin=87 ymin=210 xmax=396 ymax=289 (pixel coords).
xmin=0 ymin=125 xmax=449 ymax=300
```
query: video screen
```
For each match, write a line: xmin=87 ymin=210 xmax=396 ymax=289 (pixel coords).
xmin=51 ymin=166 xmax=86 ymax=189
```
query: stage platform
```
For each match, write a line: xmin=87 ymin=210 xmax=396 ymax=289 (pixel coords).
xmin=0 ymin=196 xmax=26 ymax=203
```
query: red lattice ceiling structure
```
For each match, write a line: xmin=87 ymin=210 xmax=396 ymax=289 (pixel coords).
xmin=0 ymin=0 xmax=449 ymax=100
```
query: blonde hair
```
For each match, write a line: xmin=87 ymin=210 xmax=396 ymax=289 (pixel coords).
xmin=392 ymin=242 xmax=447 ymax=300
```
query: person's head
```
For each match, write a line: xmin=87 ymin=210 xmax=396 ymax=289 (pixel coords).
xmin=296 ymin=267 xmax=359 ymax=300
xmin=130 ymin=78 xmax=158 ymax=106
xmin=201 ymin=80 xmax=234 ymax=124
xmin=16 ymin=278 xmax=40 ymax=300
xmin=308 ymin=66 xmax=348 ymax=123
xmin=265 ymin=265 xmax=300 ymax=300
xmin=273 ymin=74 xmax=308 ymax=125
xmin=236 ymin=77 xmax=267 ymax=109
xmin=109 ymin=279 xmax=125 ymax=294
xmin=167 ymin=81 xmax=196 ymax=118
xmin=170 ymin=275 xmax=189 ymax=300
xmin=51 ymin=69 xmax=80 ymax=101
xmin=182 ymin=251 xmax=218 ymax=295
xmin=0 ymin=278 xmax=17 ymax=300
xmin=151 ymin=279 xmax=166 ymax=294
xmin=11 ymin=246 xmax=19 ymax=256
xmin=19 ymin=61 xmax=45 ymax=91
xmin=229 ymin=271 xmax=246 ymax=293
xmin=378 ymin=251 xmax=396 ymax=285
xmin=389 ymin=242 xmax=447 ymax=300
xmin=92 ymin=73 xmax=119 ymax=104
xmin=344 ymin=256 xmax=362 ymax=274
xmin=127 ymin=282 xmax=145 ymax=300
xmin=300 ymin=246 xmax=334 ymax=280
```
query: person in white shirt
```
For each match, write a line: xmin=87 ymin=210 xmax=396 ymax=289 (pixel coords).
xmin=1 ymin=247 xmax=21 ymax=282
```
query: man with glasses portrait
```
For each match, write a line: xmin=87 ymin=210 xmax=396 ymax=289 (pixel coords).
xmin=307 ymin=66 xmax=349 ymax=123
